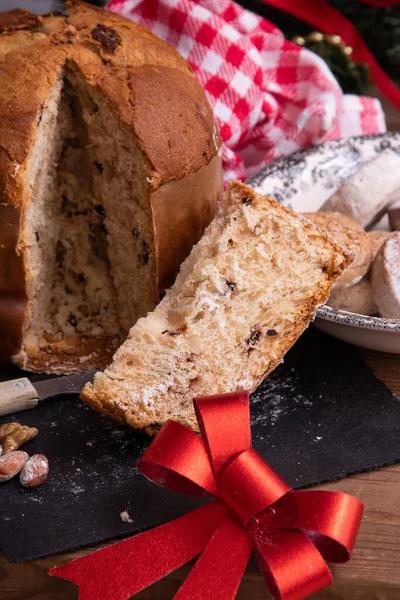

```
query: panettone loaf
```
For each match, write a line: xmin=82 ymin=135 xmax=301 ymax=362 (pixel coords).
xmin=0 ymin=2 xmax=222 ymax=373
xmin=82 ymin=182 xmax=349 ymax=433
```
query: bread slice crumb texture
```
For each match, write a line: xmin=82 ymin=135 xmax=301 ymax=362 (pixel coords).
xmin=82 ymin=182 xmax=349 ymax=432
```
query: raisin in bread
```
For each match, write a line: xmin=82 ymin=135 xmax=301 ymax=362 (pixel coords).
xmin=0 ymin=2 xmax=222 ymax=373
xmin=81 ymin=182 xmax=349 ymax=433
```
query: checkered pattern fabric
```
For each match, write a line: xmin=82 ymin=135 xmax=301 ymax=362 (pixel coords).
xmin=107 ymin=0 xmax=386 ymax=182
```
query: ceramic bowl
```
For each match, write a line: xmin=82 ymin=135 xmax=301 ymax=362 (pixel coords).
xmin=248 ymin=132 xmax=400 ymax=354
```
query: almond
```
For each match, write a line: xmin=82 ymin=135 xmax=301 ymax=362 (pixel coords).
xmin=0 ymin=450 xmax=29 ymax=482
xmin=20 ymin=454 xmax=49 ymax=488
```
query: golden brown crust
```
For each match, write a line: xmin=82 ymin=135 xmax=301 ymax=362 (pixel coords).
xmin=21 ymin=334 xmax=122 ymax=374
xmin=0 ymin=201 xmax=26 ymax=362
xmin=151 ymin=155 xmax=223 ymax=292
xmin=65 ymin=0 xmax=191 ymax=74
xmin=0 ymin=30 xmax=67 ymax=365
xmin=0 ymin=9 xmax=41 ymax=32
xmin=69 ymin=58 xmax=218 ymax=186
xmin=0 ymin=1 xmax=222 ymax=371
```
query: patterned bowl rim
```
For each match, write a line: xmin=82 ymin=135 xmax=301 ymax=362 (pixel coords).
xmin=248 ymin=132 xmax=400 ymax=333
xmin=248 ymin=131 xmax=400 ymax=188
xmin=316 ymin=305 xmax=400 ymax=332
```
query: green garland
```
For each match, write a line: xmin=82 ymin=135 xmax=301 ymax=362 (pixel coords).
xmin=331 ymin=0 xmax=400 ymax=81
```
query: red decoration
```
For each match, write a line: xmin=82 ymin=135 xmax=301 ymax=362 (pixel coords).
xmin=49 ymin=392 xmax=364 ymax=600
xmin=260 ymin=0 xmax=400 ymax=110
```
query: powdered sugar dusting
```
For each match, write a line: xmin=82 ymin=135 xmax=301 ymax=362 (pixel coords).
xmin=251 ymin=367 xmax=313 ymax=427
xmin=385 ymin=232 xmax=400 ymax=282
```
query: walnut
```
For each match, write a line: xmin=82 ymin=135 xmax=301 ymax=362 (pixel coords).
xmin=0 ymin=422 xmax=20 ymax=442
xmin=0 ymin=422 xmax=38 ymax=454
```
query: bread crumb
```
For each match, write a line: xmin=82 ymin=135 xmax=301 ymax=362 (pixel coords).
xmin=120 ymin=510 xmax=133 ymax=523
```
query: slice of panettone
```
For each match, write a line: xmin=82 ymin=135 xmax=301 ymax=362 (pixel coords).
xmin=81 ymin=181 xmax=350 ymax=433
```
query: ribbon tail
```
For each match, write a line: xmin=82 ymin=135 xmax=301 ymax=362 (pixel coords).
xmin=174 ymin=515 xmax=252 ymax=600
xmin=269 ymin=490 xmax=364 ymax=563
xmin=49 ymin=502 xmax=227 ymax=600
xmin=248 ymin=524 xmax=332 ymax=600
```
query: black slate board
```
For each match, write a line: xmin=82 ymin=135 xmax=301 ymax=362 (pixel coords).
xmin=1 ymin=329 xmax=400 ymax=563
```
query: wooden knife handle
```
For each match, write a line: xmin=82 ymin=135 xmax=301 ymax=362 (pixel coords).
xmin=0 ymin=378 xmax=39 ymax=417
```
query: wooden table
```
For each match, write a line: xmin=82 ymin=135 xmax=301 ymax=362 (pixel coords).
xmin=1 ymin=349 xmax=399 ymax=599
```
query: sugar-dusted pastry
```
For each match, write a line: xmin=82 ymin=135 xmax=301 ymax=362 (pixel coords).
xmin=368 ymin=230 xmax=392 ymax=260
xmin=320 ymin=150 xmax=400 ymax=228
xmin=303 ymin=212 xmax=372 ymax=289
xmin=389 ymin=200 xmax=400 ymax=231
xmin=327 ymin=277 xmax=377 ymax=316
xmin=371 ymin=232 xmax=400 ymax=319
xmin=82 ymin=182 xmax=349 ymax=433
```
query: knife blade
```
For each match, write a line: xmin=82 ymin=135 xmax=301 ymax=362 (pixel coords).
xmin=0 ymin=371 xmax=96 ymax=417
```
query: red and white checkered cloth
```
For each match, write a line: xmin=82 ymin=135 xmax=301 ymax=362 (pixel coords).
xmin=108 ymin=0 xmax=386 ymax=182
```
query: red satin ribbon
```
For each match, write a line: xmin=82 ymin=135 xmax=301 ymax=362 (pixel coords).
xmin=259 ymin=0 xmax=400 ymax=110
xmin=50 ymin=391 xmax=364 ymax=600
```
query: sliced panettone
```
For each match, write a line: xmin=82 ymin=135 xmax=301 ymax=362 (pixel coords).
xmin=0 ymin=2 xmax=222 ymax=373
xmin=81 ymin=182 xmax=350 ymax=433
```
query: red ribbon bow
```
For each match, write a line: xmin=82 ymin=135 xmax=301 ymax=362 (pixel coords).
xmin=50 ymin=392 xmax=364 ymax=600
